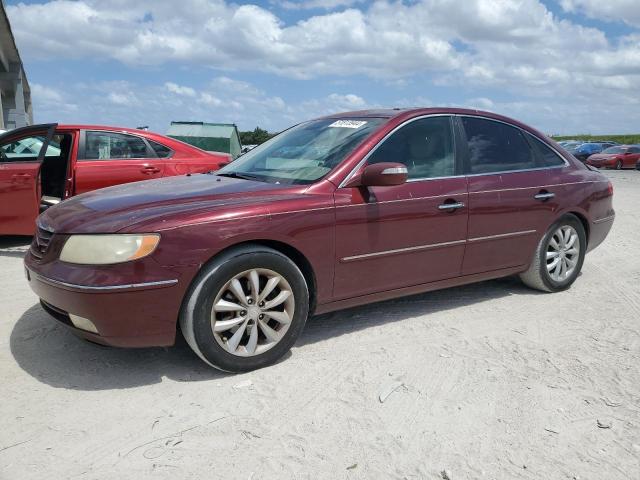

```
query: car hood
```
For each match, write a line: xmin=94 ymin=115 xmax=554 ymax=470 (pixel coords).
xmin=40 ymin=174 xmax=309 ymax=233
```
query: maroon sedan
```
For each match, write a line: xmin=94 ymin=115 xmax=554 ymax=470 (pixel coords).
xmin=585 ymin=145 xmax=640 ymax=170
xmin=24 ymin=108 xmax=615 ymax=372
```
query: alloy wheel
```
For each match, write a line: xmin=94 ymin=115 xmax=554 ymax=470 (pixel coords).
xmin=546 ymin=225 xmax=580 ymax=282
xmin=211 ymin=268 xmax=295 ymax=357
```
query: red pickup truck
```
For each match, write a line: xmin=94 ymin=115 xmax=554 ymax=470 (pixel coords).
xmin=0 ymin=124 xmax=231 ymax=235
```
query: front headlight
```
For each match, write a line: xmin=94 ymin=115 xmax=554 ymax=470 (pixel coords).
xmin=59 ymin=234 xmax=160 ymax=265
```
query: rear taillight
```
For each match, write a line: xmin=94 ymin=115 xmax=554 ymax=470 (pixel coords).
xmin=607 ymin=181 xmax=614 ymax=196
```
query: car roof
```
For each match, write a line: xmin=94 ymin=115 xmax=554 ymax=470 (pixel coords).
xmin=54 ymin=124 xmax=231 ymax=156
xmin=58 ymin=124 xmax=164 ymax=137
xmin=320 ymin=107 xmax=547 ymax=138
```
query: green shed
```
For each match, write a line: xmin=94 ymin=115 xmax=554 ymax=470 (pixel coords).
xmin=167 ymin=121 xmax=242 ymax=159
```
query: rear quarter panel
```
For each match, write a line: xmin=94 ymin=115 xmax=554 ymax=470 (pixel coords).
xmin=546 ymin=165 xmax=613 ymax=252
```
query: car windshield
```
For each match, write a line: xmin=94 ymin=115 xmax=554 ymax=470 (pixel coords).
xmin=602 ymin=146 xmax=625 ymax=154
xmin=216 ymin=117 xmax=386 ymax=185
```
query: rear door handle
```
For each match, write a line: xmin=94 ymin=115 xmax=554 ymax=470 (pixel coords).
xmin=438 ymin=201 xmax=465 ymax=211
xmin=141 ymin=166 xmax=161 ymax=174
xmin=534 ymin=192 xmax=555 ymax=201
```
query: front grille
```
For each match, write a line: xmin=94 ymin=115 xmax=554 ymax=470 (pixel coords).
xmin=30 ymin=226 xmax=54 ymax=261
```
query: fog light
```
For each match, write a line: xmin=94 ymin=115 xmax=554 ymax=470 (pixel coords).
xmin=68 ymin=314 xmax=99 ymax=334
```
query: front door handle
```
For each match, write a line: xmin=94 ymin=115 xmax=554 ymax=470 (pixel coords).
xmin=438 ymin=201 xmax=465 ymax=211
xmin=11 ymin=173 xmax=32 ymax=182
xmin=534 ymin=191 xmax=555 ymax=201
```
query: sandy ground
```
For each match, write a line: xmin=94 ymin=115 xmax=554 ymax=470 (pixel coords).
xmin=1 ymin=170 xmax=639 ymax=480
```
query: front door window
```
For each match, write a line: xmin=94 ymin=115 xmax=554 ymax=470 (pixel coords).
xmin=368 ymin=116 xmax=455 ymax=179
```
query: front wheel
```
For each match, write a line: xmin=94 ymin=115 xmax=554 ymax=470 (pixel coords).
xmin=616 ymin=160 xmax=622 ymax=170
xmin=519 ymin=215 xmax=586 ymax=292
xmin=180 ymin=245 xmax=309 ymax=372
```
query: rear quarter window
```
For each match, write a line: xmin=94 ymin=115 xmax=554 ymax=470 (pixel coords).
xmin=526 ymin=134 xmax=566 ymax=167
xmin=148 ymin=140 xmax=173 ymax=158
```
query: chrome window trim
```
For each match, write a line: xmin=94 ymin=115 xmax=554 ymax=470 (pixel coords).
xmin=338 ymin=113 xmax=571 ymax=188
xmin=28 ymin=268 xmax=178 ymax=291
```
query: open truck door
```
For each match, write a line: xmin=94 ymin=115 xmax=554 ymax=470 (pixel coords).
xmin=0 ymin=124 xmax=57 ymax=235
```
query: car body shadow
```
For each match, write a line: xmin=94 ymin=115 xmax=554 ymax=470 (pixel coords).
xmin=0 ymin=236 xmax=31 ymax=258
xmin=300 ymin=275 xmax=536 ymax=346
xmin=10 ymin=275 xmax=538 ymax=391
xmin=10 ymin=304 xmax=226 ymax=390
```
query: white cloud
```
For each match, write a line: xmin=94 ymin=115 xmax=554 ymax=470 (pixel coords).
xmin=165 ymin=82 xmax=196 ymax=97
xmin=31 ymin=74 xmax=374 ymax=133
xmin=107 ymin=91 xmax=140 ymax=106
xmin=31 ymin=83 xmax=63 ymax=104
xmin=7 ymin=0 xmax=639 ymax=94
xmin=560 ymin=0 xmax=640 ymax=28
xmin=8 ymin=0 xmax=640 ymax=134
xmin=30 ymin=83 xmax=78 ymax=114
xmin=274 ymin=0 xmax=364 ymax=10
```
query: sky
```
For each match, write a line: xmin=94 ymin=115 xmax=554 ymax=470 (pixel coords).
xmin=5 ymin=0 xmax=640 ymax=135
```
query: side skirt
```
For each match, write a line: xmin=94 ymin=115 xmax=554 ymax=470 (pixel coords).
xmin=314 ymin=265 xmax=525 ymax=315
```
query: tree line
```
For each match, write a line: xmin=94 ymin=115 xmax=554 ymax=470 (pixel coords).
xmin=239 ymin=127 xmax=276 ymax=146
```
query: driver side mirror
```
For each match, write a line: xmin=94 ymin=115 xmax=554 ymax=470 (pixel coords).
xmin=344 ymin=162 xmax=408 ymax=188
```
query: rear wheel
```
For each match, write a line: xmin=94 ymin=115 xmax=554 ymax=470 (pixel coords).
xmin=180 ymin=245 xmax=309 ymax=372
xmin=519 ymin=215 xmax=586 ymax=292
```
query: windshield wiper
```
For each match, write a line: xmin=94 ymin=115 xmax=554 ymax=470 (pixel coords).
xmin=215 ymin=172 xmax=265 ymax=182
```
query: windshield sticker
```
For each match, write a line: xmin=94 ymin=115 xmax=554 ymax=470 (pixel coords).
xmin=328 ymin=120 xmax=368 ymax=129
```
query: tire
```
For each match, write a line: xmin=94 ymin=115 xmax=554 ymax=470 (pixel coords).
xmin=616 ymin=160 xmax=622 ymax=170
xmin=519 ymin=215 xmax=586 ymax=293
xmin=179 ymin=245 xmax=309 ymax=372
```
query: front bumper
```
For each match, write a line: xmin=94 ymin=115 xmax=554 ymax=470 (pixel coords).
xmin=24 ymin=259 xmax=191 ymax=348
xmin=585 ymin=160 xmax=610 ymax=168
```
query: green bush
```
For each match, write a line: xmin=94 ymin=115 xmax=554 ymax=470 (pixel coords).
xmin=553 ymin=134 xmax=640 ymax=144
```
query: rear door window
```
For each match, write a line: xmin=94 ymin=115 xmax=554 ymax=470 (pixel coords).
xmin=461 ymin=117 xmax=535 ymax=174
xmin=82 ymin=132 xmax=151 ymax=160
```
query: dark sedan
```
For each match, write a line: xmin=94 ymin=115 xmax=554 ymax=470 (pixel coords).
xmin=572 ymin=142 xmax=617 ymax=162
xmin=24 ymin=108 xmax=615 ymax=372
